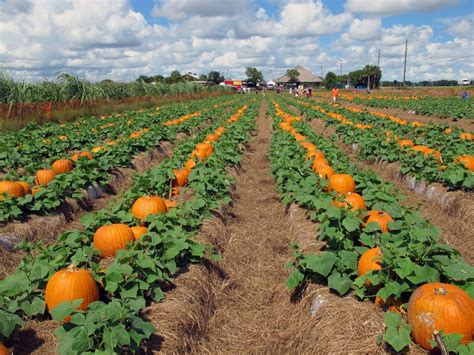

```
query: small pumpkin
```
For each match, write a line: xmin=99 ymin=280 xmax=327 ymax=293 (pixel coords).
xmin=407 ymin=283 xmax=474 ymax=350
xmin=327 ymin=174 xmax=356 ymax=194
xmin=173 ymin=169 xmax=189 ymax=187
xmin=52 ymin=159 xmax=74 ymax=174
xmin=184 ymin=159 xmax=197 ymax=173
xmin=333 ymin=192 xmax=366 ymax=211
xmin=412 ymin=145 xmax=430 ymax=155
xmin=72 ymin=151 xmax=93 ymax=161
xmin=398 ymin=139 xmax=414 ymax=148
xmin=444 ymin=127 xmax=453 ymax=134
xmin=45 ymin=264 xmax=99 ymax=321
xmin=131 ymin=195 xmax=167 ymax=221
xmin=31 ymin=186 xmax=42 ymax=196
xmin=460 ymin=132 xmax=473 ymax=141
xmin=364 ymin=210 xmax=393 ymax=233
xmin=130 ymin=226 xmax=148 ymax=240
xmin=300 ymin=141 xmax=316 ymax=152
xmin=35 ymin=169 xmax=56 ymax=185
xmin=0 ymin=181 xmax=26 ymax=199
xmin=455 ymin=155 xmax=474 ymax=172
xmin=357 ymin=247 xmax=382 ymax=286
xmin=206 ymin=133 xmax=219 ymax=142
xmin=0 ymin=344 xmax=10 ymax=355
xmin=164 ymin=199 xmax=177 ymax=211
xmin=315 ymin=165 xmax=334 ymax=179
xmin=312 ymin=157 xmax=330 ymax=171
xmin=93 ymin=224 xmax=135 ymax=257
xmin=306 ymin=150 xmax=325 ymax=161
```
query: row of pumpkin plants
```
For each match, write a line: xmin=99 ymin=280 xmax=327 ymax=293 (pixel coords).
xmin=0 ymin=97 xmax=259 ymax=354
xmin=268 ymin=97 xmax=473 ymax=353
xmin=0 ymin=95 xmax=238 ymax=222
xmin=285 ymin=96 xmax=474 ymax=190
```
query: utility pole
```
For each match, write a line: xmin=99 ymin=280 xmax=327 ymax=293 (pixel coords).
xmin=377 ymin=49 xmax=381 ymax=67
xmin=320 ymin=65 xmax=323 ymax=77
xmin=340 ymin=62 xmax=342 ymax=76
xmin=403 ymin=39 xmax=408 ymax=87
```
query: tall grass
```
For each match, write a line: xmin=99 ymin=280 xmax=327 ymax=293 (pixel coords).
xmin=0 ymin=71 xmax=218 ymax=105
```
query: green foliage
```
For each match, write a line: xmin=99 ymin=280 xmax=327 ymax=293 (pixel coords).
xmin=323 ymin=72 xmax=337 ymax=89
xmin=245 ymin=67 xmax=264 ymax=85
xmin=286 ymin=69 xmax=300 ymax=83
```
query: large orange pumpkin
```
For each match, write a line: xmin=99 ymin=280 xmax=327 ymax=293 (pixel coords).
xmin=327 ymin=174 xmax=356 ymax=194
xmin=18 ymin=181 xmax=31 ymax=195
xmin=45 ymin=264 xmax=99 ymax=321
xmin=72 ymin=151 xmax=93 ymax=161
xmin=173 ymin=169 xmax=189 ymax=187
xmin=130 ymin=226 xmax=148 ymax=240
xmin=312 ymin=158 xmax=330 ymax=171
xmin=305 ymin=150 xmax=325 ymax=161
xmin=52 ymin=159 xmax=74 ymax=174
xmin=0 ymin=181 xmax=26 ymax=199
xmin=35 ymin=169 xmax=56 ymax=185
xmin=460 ymin=132 xmax=473 ymax=141
xmin=455 ymin=155 xmax=474 ymax=172
xmin=315 ymin=165 xmax=334 ymax=180
xmin=364 ymin=210 xmax=393 ymax=233
xmin=131 ymin=195 xmax=167 ymax=221
xmin=300 ymin=142 xmax=316 ymax=152
xmin=93 ymin=224 xmax=135 ymax=257
xmin=0 ymin=344 xmax=9 ymax=355
xmin=333 ymin=192 xmax=366 ymax=211
xmin=357 ymin=247 xmax=382 ymax=286
xmin=407 ymin=283 xmax=474 ymax=350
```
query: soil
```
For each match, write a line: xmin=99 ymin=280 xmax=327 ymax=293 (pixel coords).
xmin=145 ymin=99 xmax=386 ymax=353
xmin=305 ymin=115 xmax=474 ymax=264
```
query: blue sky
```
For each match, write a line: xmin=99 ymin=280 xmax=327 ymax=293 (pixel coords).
xmin=1 ymin=0 xmax=473 ymax=82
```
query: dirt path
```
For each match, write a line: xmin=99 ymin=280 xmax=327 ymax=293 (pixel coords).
xmin=147 ymin=99 xmax=385 ymax=353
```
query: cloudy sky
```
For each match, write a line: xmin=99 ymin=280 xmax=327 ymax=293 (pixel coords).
xmin=1 ymin=0 xmax=473 ymax=82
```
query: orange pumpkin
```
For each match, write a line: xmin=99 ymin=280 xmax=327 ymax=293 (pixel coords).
xmin=206 ymin=133 xmax=219 ymax=142
xmin=455 ymin=155 xmax=474 ymax=172
xmin=460 ymin=132 xmax=473 ymax=141
xmin=305 ymin=150 xmax=324 ymax=161
xmin=130 ymin=226 xmax=148 ymax=240
xmin=327 ymin=174 xmax=356 ymax=194
xmin=364 ymin=210 xmax=393 ymax=233
xmin=173 ymin=169 xmax=189 ymax=187
xmin=52 ymin=159 xmax=74 ymax=174
xmin=164 ymin=199 xmax=177 ymax=211
xmin=72 ymin=151 xmax=93 ymax=161
xmin=0 ymin=344 xmax=9 ymax=355
xmin=131 ymin=195 xmax=167 ymax=221
xmin=0 ymin=181 xmax=26 ymax=199
xmin=31 ymin=186 xmax=42 ymax=196
xmin=93 ymin=224 xmax=135 ymax=257
xmin=300 ymin=141 xmax=316 ymax=152
xmin=408 ymin=283 xmax=474 ymax=350
xmin=412 ymin=145 xmax=430 ymax=154
xmin=312 ymin=157 xmax=330 ymax=171
xmin=45 ymin=264 xmax=99 ymax=321
xmin=35 ymin=169 xmax=56 ymax=185
xmin=444 ymin=127 xmax=453 ymax=134
xmin=315 ymin=165 xmax=334 ymax=179
xmin=357 ymin=247 xmax=382 ymax=286
xmin=398 ymin=139 xmax=414 ymax=148
xmin=184 ymin=159 xmax=197 ymax=173
xmin=91 ymin=146 xmax=107 ymax=153
xmin=333 ymin=192 xmax=366 ymax=211
xmin=18 ymin=181 xmax=31 ymax=195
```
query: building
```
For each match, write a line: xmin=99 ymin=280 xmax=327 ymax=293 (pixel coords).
xmin=274 ymin=65 xmax=323 ymax=87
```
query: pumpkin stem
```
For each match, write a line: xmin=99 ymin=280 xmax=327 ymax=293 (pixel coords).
xmin=434 ymin=287 xmax=448 ymax=296
xmin=433 ymin=330 xmax=448 ymax=355
xmin=67 ymin=263 xmax=78 ymax=272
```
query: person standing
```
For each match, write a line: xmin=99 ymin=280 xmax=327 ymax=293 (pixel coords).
xmin=332 ymin=87 xmax=339 ymax=103
xmin=462 ymin=91 xmax=468 ymax=101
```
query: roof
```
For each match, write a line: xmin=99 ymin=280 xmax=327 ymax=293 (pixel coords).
xmin=274 ymin=65 xmax=323 ymax=83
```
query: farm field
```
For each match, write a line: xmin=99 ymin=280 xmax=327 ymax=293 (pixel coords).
xmin=0 ymin=93 xmax=473 ymax=354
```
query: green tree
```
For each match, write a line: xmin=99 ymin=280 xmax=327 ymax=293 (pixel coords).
xmin=286 ymin=69 xmax=300 ymax=83
xmin=167 ymin=70 xmax=183 ymax=84
xmin=207 ymin=71 xmax=224 ymax=85
xmin=361 ymin=65 xmax=382 ymax=89
xmin=348 ymin=70 xmax=364 ymax=87
xmin=323 ymin=71 xmax=337 ymax=89
xmin=245 ymin=67 xmax=263 ymax=85
xmin=199 ymin=74 xmax=208 ymax=81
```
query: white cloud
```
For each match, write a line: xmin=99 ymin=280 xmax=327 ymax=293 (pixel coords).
xmin=152 ymin=0 xmax=252 ymax=20
xmin=345 ymin=0 xmax=458 ymax=16
xmin=347 ymin=18 xmax=382 ymax=41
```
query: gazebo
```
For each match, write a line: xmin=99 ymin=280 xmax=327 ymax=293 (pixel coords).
xmin=274 ymin=65 xmax=323 ymax=87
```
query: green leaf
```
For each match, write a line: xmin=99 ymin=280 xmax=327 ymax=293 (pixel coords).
xmin=383 ymin=312 xmax=412 ymax=352
xmin=51 ymin=299 xmax=84 ymax=321
xmin=342 ymin=215 xmax=360 ymax=232
xmin=327 ymin=272 xmax=353 ymax=295
xmin=111 ymin=324 xmax=131 ymax=346
xmin=303 ymin=252 xmax=337 ymax=277
xmin=285 ymin=269 xmax=304 ymax=289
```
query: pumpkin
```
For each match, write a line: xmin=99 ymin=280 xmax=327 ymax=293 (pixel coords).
xmin=206 ymin=133 xmax=219 ymax=142
xmin=18 ymin=181 xmax=31 ymax=195
xmin=327 ymin=174 xmax=356 ymax=194
xmin=130 ymin=226 xmax=148 ymax=240
xmin=91 ymin=146 xmax=107 ymax=153
xmin=131 ymin=195 xmax=167 ymax=221
xmin=173 ymin=169 xmax=189 ymax=187
xmin=455 ymin=155 xmax=474 ymax=172
xmin=357 ymin=247 xmax=382 ymax=286
xmin=192 ymin=143 xmax=213 ymax=161
xmin=35 ymin=169 xmax=56 ymax=185
xmin=460 ymin=132 xmax=473 ymax=141
xmin=52 ymin=159 xmax=74 ymax=174
xmin=184 ymin=159 xmax=197 ymax=173
xmin=31 ymin=186 xmax=42 ymax=196
xmin=293 ymin=133 xmax=306 ymax=142
xmin=315 ymin=165 xmax=334 ymax=179
xmin=72 ymin=151 xmax=93 ymax=161
xmin=375 ymin=296 xmax=402 ymax=312
xmin=300 ymin=142 xmax=316 ymax=152
xmin=412 ymin=145 xmax=430 ymax=155
xmin=407 ymin=283 xmax=474 ymax=350
xmin=164 ymin=199 xmax=177 ymax=211
xmin=0 ymin=344 xmax=9 ymax=355
xmin=45 ymin=264 xmax=99 ymax=321
xmin=444 ymin=127 xmax=453 ymax=134
xmin=312 ymin=158 xmax=330 ymax=171
xmin=364 ymin=210 xmax=393 ymax=233
xmin=398 ymin=139 xmax=414 ymax=148
xmin=333 ymin=192 xmax=366 ymax=211
xmin=0 ymin=181 xmax=26 ymax=199
xmin=93 ymin=224 xmax=135 ymax=257
xmin=306 ymin=150 xmax=325 ymax=161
